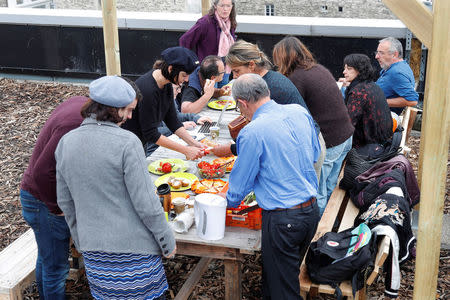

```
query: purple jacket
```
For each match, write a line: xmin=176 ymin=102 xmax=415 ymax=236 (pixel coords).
xmin=179 ymin=14 xmax=236 ymax=62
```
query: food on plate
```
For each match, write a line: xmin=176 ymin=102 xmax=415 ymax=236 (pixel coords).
xmin=191 ymin=179 xmax=227 ymax=194
xmin=212 ymin=156 xmax=236 ymax=172
xmin=200 ymin=138 xmax=218 ymax=148
xmin=157 ymin=162 xmax=173 ymax=173
xmin=167 ymin=176 xmax=190 ymax=189
xmin=197 ymin=161 xmax=226 ymax=179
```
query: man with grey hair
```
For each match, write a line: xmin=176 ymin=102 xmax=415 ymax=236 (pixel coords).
xmin=375 ymin=36 xmax=418 ymax=114
xmin=224 ymin=73 xmax=320 ymax=299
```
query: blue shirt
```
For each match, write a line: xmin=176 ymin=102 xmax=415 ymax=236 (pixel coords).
xmin=376 ymin=60 xmax=418 ymax=114
xmin=226 ymin=100 xmax=320 ymax=210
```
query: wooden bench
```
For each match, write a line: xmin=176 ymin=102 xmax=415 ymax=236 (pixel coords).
xmin=299 ymin=107 xmax=416 ymax=299
xmin=0 ymin=229 xmax=37 ymax=300
xmin=299 ymin=172 xmax=391 ymax=300
xmin=0 ymin=229 xmax=83 ymax=300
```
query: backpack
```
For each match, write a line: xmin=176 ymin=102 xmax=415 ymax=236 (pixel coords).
xmin=305 ymin=223 xmax=377 ymax=299
xmin=340 ymin=130 xmax=403 ymax=191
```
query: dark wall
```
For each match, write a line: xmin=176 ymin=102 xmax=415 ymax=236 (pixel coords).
xmin=0 ymin=24 xmax=388 ymax=80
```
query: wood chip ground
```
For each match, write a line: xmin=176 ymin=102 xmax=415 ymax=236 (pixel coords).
xmin=1 ymin=78 xmax=448 ymax=299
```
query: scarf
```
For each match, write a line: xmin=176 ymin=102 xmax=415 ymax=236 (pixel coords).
xmin=215 ymin=11 xmax=234 ymax=58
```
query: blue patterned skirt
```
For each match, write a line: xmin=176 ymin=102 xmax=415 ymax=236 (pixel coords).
xmin=83 ymin=251 xmax=168 ymax=300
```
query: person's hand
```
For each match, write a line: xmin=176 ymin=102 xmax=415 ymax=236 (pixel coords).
xmin=217 ymin=192 xmax=227 ymax=199
xmin=338 ymin=77 xmax=350 ymax=87
xmin=196 ymin=116 xmax=213 ymax=125
xmin=203 ymin=79 xmax=216 ymax=98
xmin=164 ymin=246 xmax=176 ymax=259
xmin=211 ymin=143 xmax=233 ymax=157
xmin=219 ymin=85 xmax=232 ymax=96
xmin=183 ymin=121 xmax=197 ymax=130
xmin=184 ymin=146 xmax=205 ymax=160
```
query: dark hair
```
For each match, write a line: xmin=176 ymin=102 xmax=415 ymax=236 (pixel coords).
xmin=81 ymin=76 xmax=140 ymax=123
xmin=209 ymin=0 xmax=237 ymax=31
xmin=81 ymin=99 xmax=122 ymax=123
xmin=343 ymin=54 xmax=375 ymax=81
xmin=199 ymin=55 xmax=222 ymax=80
xmin=273 ymin=36 xmax=316 ymax=76
xmin=152 ymin=60 xmax=184 ymax=84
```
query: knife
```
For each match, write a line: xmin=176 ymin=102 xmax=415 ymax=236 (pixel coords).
xmin=235 ymin=204 xmax=260 ymax=215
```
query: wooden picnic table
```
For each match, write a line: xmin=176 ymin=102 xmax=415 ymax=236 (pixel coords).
xmin=147 ymin=104 xmax=261 ymax=300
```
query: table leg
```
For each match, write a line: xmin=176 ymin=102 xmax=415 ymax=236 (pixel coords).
xmin=224 ymin=259 xmax=242 ymax=300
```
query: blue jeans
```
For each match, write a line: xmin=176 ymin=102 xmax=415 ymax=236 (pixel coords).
xmin=317 ymin=136 xmax=353 ymax=215
xmin=20 ymin=190 xmax=71 ymax=300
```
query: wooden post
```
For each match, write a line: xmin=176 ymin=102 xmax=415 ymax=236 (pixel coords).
xmin=382 ymin=0 xmax=433 ymax=48
xmin=202 ymin=0 xmax=210 ymax=16
xmin=101 ymin=0 xmax=121 ymax=75
xmin=413 ymin=0 xmax=450 ymax=299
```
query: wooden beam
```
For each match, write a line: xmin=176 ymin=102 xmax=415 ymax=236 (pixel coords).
xmin=174 ymin=257 xmax=212 ymax=300
xmin=101 ymin=0 xmax=121 ymax=75
xmin=382 ymin=0 xmax=433 ymax=48
xmin=202 ymin=0 xmax=210 ymax=16
xmin=413 ymin=0 xmax=450 ymax=299
xmin=224 ymin=259 xmax=242 ymax=300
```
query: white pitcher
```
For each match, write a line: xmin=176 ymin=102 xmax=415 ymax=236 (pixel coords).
xmin=194 ymin=193 xmax=227 ymax=240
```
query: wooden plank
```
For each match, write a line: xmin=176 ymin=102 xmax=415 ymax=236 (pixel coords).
xmin=224 ymin=259 xmax=242 ymax=300
xmin=201 ymin=0 xmax=210 ymax=16
xmin=400 ymin=107 xmax=411 ymax=150
xmin=101 ymin=0 xmax=121 ymax=75
xmin=176 ymin=242 xmax=241 ymax=260
xmin=337 ymin=198 xmax=359 ymax=232
xmin=174 ymin=257 xmax=212 ymax=300
xmin=414 ymin=0 xmax=450 ymax=299
xmin=382 ymin=0 xmax=433 ymax=48
xmin=367 ymin=236 xmax=390 ymax=285
xmin=0 ymin=229 xmax=37 ymax=299
xmin=406 ymin=107 xmax=418 ymax=142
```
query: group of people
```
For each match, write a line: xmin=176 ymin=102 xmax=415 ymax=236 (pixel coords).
xmin=19 ymin=0 xmax=418 ymax=298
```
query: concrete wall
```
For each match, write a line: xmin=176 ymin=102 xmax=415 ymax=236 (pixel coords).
xmin=50 ymin=0 xmax=396 ymax=19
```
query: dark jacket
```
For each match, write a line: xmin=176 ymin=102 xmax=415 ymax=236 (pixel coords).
xmin=179 ymin=14 xmax=236 ymax=61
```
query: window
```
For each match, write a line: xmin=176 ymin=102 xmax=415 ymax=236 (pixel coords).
xmin=265 ymin=4 xmax=274 ymax=16
xmin=338 ymin=6 xmax=343 ymax=12
xmin=320 ymin=5 xmax=328 ymax=12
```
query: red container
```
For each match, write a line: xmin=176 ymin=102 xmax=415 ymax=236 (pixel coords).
xmin=220 ymin=182 xmax=262 ymax=230
xmin=226 ymin=204 xmax=262 ymax=230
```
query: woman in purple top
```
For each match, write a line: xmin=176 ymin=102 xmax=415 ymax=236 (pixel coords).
xmin=180 ymin=0 xmax=236 ymax=85
xmin=273 ymin=36 xmax=354 ymax=215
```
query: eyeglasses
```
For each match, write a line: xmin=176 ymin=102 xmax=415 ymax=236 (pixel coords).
xmin=217 ymin=4 xmax=233 ymax=9
xmin=374 ymin=50 xmax=392 ymax=56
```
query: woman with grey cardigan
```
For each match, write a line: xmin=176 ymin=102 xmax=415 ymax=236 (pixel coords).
xmin=55 ymin=76 xmax=175 ymax=300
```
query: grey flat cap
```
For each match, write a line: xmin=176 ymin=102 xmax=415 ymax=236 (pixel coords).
xmin=89 ymin=76 xmax=136 ymax=108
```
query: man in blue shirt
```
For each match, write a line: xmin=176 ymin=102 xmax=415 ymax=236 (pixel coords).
xmin=375 ymin=37 xmax=418 ymax=115
xmin=225 ymin=74 xmax=320 ymax=299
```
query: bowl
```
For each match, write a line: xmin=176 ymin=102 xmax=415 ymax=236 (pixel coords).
xmin=197 ymin=161 xmax=226 ymax=179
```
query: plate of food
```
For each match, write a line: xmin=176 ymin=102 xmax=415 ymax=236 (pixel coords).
xmin=148 ymin=159 xmax=187 ymax=175
xmin=212 ymin=156 xmax=236 ymax=172
xmin=191 ymin=178 xmax=228 ymax=194
xmin=154 ymin=172 xmax=199 ymax=192
xmin=200 ymin=138 xmax=219 ymax=148
xmin=207 ymin=97 xmax=236 ymax=110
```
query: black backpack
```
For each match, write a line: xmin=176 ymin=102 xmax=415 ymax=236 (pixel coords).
xmin=305 ymin=224 xmax=377 ymax=299
xmin=340 ymin=129 xmax=403 ymax=191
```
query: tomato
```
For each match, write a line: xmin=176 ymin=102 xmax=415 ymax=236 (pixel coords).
xmin=161 ymin=162 xmax=172 ymax=173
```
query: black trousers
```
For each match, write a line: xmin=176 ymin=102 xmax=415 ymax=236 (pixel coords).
xmin=261 ymin=202 xmax=319 ymax=300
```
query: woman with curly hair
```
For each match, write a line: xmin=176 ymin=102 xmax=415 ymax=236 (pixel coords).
xmin=343 ymin=53 xmax=393 ymax=148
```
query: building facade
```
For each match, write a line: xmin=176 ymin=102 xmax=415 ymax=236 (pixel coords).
xmin=2 ymin=0 xmax=396 ymax=19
